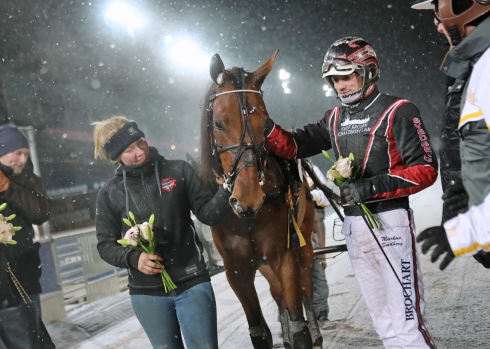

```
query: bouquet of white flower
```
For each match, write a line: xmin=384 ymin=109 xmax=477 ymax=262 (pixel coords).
xmin=117 ymin=212 xmax=176 ymax=292
xmin=322 ymin=150 xmax=381 ymax=229
xmin=0 ymin=202 xmax=21 ymax=244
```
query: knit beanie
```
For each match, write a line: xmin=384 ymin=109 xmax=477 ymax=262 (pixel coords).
xmin=0 ymin=126 xmax=29 ymax=157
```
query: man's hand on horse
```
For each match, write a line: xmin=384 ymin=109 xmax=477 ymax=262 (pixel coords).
xmin=264 ymin=118 xmax=276 ymax=138
xmin=416 ymin=226 xmax=455 ymax=271
xmin=340 ymin=179 xmax=375 ymax=205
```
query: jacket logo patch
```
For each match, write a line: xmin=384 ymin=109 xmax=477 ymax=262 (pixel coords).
xmin=161 ymin=177 xmax=177 ymax=192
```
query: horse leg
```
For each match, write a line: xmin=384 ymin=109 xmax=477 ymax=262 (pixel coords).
xmin=274 ymin=250 xmax=312 ymax=349
xmin=258 ymin=265 xmax=291 ymax=348
xmin=211 ymin=229 xmax=273 ymax=349
xmin=225 ymin=266 xmax=273 ymax=349
xmin=296 ymin=246 xmax=322 ymax=349
xmin=298 ymin=198 xmax=323 ymax=348
xmin=303 ymin=295 xmax=322 ymax=349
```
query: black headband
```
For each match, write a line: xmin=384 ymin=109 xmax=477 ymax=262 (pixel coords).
xmin=103 ymin=122 xmax=145 ymax=160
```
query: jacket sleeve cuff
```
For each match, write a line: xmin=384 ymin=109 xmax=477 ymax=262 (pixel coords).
xmin=128 ymin=250 xmax=142 ymax=270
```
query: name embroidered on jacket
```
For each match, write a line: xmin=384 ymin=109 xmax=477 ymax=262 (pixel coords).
xmin=161 ymin=177 xmax=177 ymax=192
xmin=401 ymin=259 xmax=414 ymax=321
xmin=413 ymin=118 xmax=433 ymax=163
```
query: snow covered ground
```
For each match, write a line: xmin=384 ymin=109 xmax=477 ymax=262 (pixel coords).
xmin=49 ymin=179 xmax=490 ymax=348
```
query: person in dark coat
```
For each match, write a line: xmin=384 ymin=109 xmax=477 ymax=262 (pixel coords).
xmin=93 ymin=115 xmax=231 ymax=349
xmin=0 ymin=126 xmax=51 ymax=317
xmin=0 ymin=244 xmax=13 ymax=303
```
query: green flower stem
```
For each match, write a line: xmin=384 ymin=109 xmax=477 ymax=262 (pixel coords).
xmin=161 ymin=269 xmax=177 ymax=293
xmin=138 ymin=243 xmax=176 ymax=293
xmin=360 ymin=203 xmax=380 ymax=230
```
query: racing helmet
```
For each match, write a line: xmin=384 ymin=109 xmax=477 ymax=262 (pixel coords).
xmin=412 ymin=0 xmax=490 ymax=45
xmin=322 ymin=37 xmax=380 ymax=97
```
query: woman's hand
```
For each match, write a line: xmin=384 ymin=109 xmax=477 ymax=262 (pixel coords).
xmin=138 ymin=252 xmax=164 ymax=275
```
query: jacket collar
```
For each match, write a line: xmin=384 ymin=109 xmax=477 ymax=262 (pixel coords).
xmin=441 ymin=16 xmax=490 ymax=80
xmin=115 ymin=147 xmax=162 ymax=177
xmin=343 ymin=85 xmax=380 ymax=114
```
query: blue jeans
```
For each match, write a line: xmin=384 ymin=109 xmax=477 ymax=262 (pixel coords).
xmin=131 ymin=281 xmax=218 ymax=349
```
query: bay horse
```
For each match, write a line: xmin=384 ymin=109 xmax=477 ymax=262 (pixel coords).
xmin=199 ymin=51 xmax=322 ymax=349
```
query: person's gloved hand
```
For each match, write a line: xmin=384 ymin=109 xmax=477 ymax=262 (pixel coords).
xmin=310 ymin=188 xmax=330 ymax=207
xmin=472 ymin=250 xmax=490 ymax=269
xmin=264 ymin=118 xmax=276 ymax=138
xmin=442 ymin=182 xmax=469 ymax=215
xmin=217 ymin=185 xmax=232 ymax=198
xmin=340 ymin=179 xmax=374 ymax=205
xmin=416 ymin=226 xmax=455 ymax=271
xmin=0 ymin=170 xmax=10 ymax=192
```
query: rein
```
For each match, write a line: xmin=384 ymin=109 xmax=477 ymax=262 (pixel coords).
xmin=207 ymin=68 xmax=266 ymax=192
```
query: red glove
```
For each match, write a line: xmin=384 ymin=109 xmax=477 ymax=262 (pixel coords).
xmin=0 ymin=171 xmax=9 ymax=192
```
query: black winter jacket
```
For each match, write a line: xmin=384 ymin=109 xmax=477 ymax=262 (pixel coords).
xmin=0 ymin=244 xmax=13 ymax=300
xmin=0 ymin=162 xmax=51 ymax=297
xmin=440 ymin=77 xmax=465 ymax=223
xmin=95 ymin=147 xmax=230 ymax=295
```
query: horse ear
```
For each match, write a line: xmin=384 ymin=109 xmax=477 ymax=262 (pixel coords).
xmin=210 ymin=54 xmax=226 ymax=84
xmin=253 ymin=50 xmax=279 ymax=89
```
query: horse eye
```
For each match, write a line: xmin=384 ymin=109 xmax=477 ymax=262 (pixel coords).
xmin=249 ymin=106 xmax=256 ymax=114
xmin=214 ymin=121 xmax=224 ymax=131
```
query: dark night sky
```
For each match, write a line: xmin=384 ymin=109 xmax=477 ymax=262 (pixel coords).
xmin=0 ymin=0 xmax=447 ymax=182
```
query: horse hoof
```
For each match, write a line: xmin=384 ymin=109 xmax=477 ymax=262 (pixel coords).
xmin=250 ymin=335 xmax=273 ymax=349
xmin=313 ymin=335 xmax=323 ymax=349
xmin=292 ymin=327 xmax=313 ymax=349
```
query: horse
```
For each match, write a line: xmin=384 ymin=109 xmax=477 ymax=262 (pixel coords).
xmin=198 ymin=51 xmax=322 ymax=349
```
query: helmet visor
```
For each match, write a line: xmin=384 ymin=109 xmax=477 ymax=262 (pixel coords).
xmin=322 ymin=58 xmax=359 ymax=78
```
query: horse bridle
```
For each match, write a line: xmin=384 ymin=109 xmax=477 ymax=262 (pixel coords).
xmin=207 ymin=68 xmax=266 ymax=192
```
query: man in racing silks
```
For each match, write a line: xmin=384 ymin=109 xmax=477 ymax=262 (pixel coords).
xmin=413 ymin=0 xmax=490 ymax=270
xmin=264 ymin=37 xmax=438 ymax=348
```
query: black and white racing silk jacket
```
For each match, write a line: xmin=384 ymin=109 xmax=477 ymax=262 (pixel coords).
xmin=266 ymin=86 xmax=438 ymax=216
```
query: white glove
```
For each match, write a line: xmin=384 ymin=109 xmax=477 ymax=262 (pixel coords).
xmin=310 ymin=188 xmax=330 ymax=207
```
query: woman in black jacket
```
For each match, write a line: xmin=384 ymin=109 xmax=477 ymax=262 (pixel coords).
xmin=93 ymin=116 xmax=230 ymax=349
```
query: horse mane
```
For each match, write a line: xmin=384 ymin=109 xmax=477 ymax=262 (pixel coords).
xmin=199 ymin=82 xmax=217 ymax=189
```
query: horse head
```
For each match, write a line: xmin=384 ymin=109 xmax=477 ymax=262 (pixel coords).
xmin=202 ymin=51 xmax=278 ymax=218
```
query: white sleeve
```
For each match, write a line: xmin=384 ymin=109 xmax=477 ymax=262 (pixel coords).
xmin=313 ymin=165 xmax=328 ymax=186
xmin=443 ymin=192 xmax=490 ymax=257
xmin=310 ymin=189 xmax=330 ymax=208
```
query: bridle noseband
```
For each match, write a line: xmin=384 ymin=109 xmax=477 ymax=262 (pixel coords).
xmin=207 ymin=68 xmax=266 ymax=192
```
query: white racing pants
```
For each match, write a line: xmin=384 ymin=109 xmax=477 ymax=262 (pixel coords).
xmin=342 ymin=208 xmax=437 ymax=348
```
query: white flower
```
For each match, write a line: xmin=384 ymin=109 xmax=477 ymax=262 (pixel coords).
xmin=326 ymin=171 xmax=335 ymax=183
xmin=0 ymin=220 xmax=14 ymax=244
xmin=124 ymin=226 xmax=139 ymax=246
xmin=336 ymin=157 xmax=353 ymax=178
xmin=139 ymin=222 xmax=154 ymax=241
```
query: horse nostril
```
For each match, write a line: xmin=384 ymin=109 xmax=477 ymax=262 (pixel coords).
xmin=229 ymin=197 xmax=244 ymax=213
